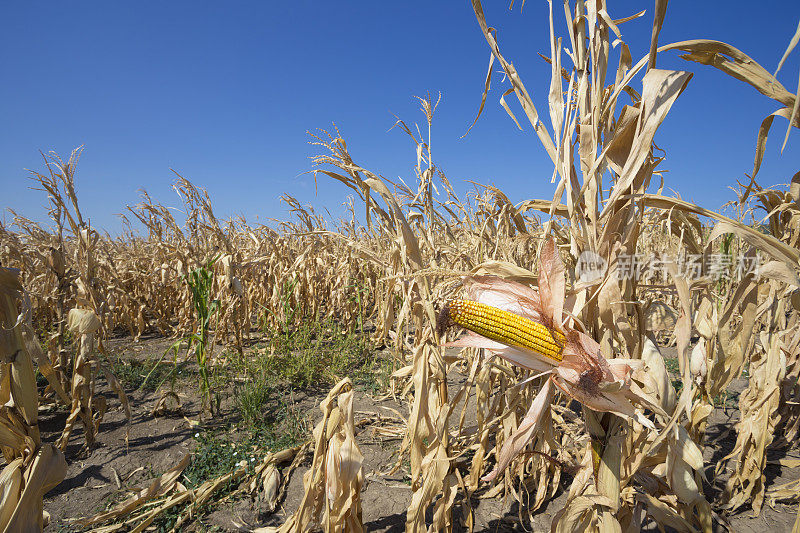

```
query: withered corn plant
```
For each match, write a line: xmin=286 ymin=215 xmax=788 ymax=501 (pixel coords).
xmin=278 ymin=378 xmax=364 ymax=533
xmin=24 ymin=148 xmax=129 ymax=453
xmin=0 ymin=267 xmax=67 ymax=531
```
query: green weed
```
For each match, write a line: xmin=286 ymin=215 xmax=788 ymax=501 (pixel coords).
xmin=108 ymin=355 xmax=191 ymax=392
xmin=234 ymin=374 xmax=310 ymax=447
xmin=261 ymin=317 xmax=380 ymax=390
xmin=713 ymin=389 xmax=739 ymax=408
xmin=663 ymin=357 xmax=684 ymax=395
xmin=235 ymin=375 xmax=274 ymax=429
xmin=35 ymin=367 xmax=48 ymax=389
xmin=258 ymin=277 xmax=300 ymax=337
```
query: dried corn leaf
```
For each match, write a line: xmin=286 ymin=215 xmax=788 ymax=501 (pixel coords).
xmin=81 ymin=454 xmax=190 ymax=526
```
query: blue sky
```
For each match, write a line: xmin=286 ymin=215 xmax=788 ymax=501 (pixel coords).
xmin=1 ymin=1 xmax=798 ymax=234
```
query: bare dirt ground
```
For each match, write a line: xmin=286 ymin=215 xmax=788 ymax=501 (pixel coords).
xmin=41 ymin=336 xmax=799 ymax=532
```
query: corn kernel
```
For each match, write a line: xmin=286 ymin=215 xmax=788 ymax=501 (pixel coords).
xmin=447 ymin=299 xmax=565 ymax=362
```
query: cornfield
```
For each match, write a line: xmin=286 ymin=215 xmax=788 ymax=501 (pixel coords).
xmin=1 ymin=1 xmax=799 ymax=532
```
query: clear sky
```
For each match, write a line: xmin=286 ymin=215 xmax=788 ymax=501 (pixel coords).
xmin=1 ymin=2 xmax=798 ymax=234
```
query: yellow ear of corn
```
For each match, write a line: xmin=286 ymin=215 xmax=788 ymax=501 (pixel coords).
xmin=447 ymin=299 xmax=565 ymax=362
